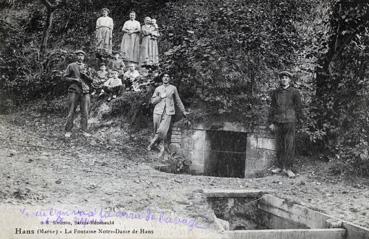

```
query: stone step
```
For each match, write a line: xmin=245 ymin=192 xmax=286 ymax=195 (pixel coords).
xmin=223 ymin=229 xmax=346 ymax=239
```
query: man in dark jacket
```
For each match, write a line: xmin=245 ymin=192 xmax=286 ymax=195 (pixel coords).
xmin=268 ymin=71 xmax=303 ymax=178
xmin=64 ymin=50 xmax=93 ymax=138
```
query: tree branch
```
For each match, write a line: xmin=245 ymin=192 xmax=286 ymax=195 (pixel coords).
xmin=40 ymin=0 xmax=52 ymax=9
xmin=40 ymin=0 xmax=64 ymax=10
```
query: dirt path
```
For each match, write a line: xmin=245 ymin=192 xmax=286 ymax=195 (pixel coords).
xmin=0 ymin=111 xmax=368 ymax=234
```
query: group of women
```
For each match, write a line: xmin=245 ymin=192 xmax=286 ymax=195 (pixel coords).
xmin=95 ymin=8 xmax=159 ymax=66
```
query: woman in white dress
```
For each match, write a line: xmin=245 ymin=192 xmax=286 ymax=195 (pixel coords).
xmin=95 ymin=8 xmax=113 ymax=55
xmin=120 ymin=11 xmax=141 ymax=63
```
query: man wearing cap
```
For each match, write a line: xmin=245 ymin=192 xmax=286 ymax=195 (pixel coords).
xmin=268 ymin=71 xmax=303 ymax=178
xmin=63 ymin=50 xmax=92 ymax=138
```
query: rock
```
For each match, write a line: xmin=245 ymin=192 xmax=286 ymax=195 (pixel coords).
xmin=298 ymin=180 xmax=306 ymax=186
xmin=90 ymin=140 xmax=97 ymax=146
xmin=174 ymin=179 xmax=182 ymax=184
xmin=55 ymin=179 xmax=62 ymax=184
xmin=87 ymin=184 xmax=97 ymax=190
xmin=214 ymin=217 xmax=230 ymax=232
xmin=349 ymin=207 xmax=359 ymax=213
xmin=8 ymin=150 xmax=17 ymax=157
xmin=327 ymin=218 xmax=343 ymax=228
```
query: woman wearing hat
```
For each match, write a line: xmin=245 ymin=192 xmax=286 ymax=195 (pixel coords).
xmin=96 ymin=8 xmax=114 ymax=55
xmin=120 ymin=11 xmax=141 ymax=63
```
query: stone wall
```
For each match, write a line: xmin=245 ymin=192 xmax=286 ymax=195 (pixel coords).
xmin=170 ymin=123 xmax=276 ymax=178
xmin=245 ymin=127 xmax=276 ymax=177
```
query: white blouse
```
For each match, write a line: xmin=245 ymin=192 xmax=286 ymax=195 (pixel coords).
xmin=96 ymin=16 xmax=114 ymax=30
xmin=122 ymin=20 xmax=141 ymax=32
xmin=124 ymin=70 xmax=140 ymax=81
xmin=104 ymin=77 xmax=122 ymax=88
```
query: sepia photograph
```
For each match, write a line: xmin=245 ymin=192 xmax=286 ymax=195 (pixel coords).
xmin=0 ymin=0 xmax=369 ymax=238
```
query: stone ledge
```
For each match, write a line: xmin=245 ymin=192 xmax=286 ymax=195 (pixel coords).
xmin=203 ymin=189 xmax=272 ymax=198
xmin=222 ymin=229 xmax=346 ymax=239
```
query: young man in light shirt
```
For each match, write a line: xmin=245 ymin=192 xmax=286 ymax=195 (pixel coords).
xmin=148 ymin=73 xmax=189 ymax=151
xmin=103 ymin=71 xmax=123 ymax=101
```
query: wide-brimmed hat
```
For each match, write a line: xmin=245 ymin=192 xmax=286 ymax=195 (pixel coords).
xmin=278 ymin=71 xmax=293 ymax=78
xmin=74 ymin=50 xmax=86 ymax=56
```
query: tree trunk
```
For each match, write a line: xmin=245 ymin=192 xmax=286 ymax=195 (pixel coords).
xmin=40 ymin=9 xmax=55 ymax=58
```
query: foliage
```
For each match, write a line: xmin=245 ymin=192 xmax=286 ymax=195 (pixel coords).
xmin=304 ymin=1 xmax=369 ymax=176
xmin=2 ymin=0 xmax=369 ymax=176
xmin=0 ymin=0 xmax=170 ymax=104
xmin=159 ymin=0 xmax=313 ymax=126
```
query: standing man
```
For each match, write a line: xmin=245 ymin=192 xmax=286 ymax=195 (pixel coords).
xmin=268 ymin=71 xmax=303 ymax=178
xmin=147 ymin=73 xmax=188 ymax=151
xmin=64 ymin=50 xmax=93 ymax=138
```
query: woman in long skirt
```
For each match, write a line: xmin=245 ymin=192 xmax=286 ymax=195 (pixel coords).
xmin=96 ymin=8 xmax=113 ymax=55
xmin=139 ymin=16 xmax=153 ymax=67
xmin=120 ymin=11 xmax=141 ymax=63
xmin=150 ymin=18 xmax=159 ymax=66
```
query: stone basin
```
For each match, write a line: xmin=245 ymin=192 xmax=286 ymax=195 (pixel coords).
xmin=204 ymin=189 xmax=369 ymax=239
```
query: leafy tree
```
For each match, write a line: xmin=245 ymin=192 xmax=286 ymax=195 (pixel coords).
xmin=39 ymin=0 xmax=66 ymax=57
xmin=309 ymin=0 xmax=369 ymax=175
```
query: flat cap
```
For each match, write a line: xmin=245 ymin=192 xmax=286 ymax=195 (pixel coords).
xmin=278 ymin=71 xmax=294 ymax=78
xmin=74 ymin=50 xmax=86 ymax=55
